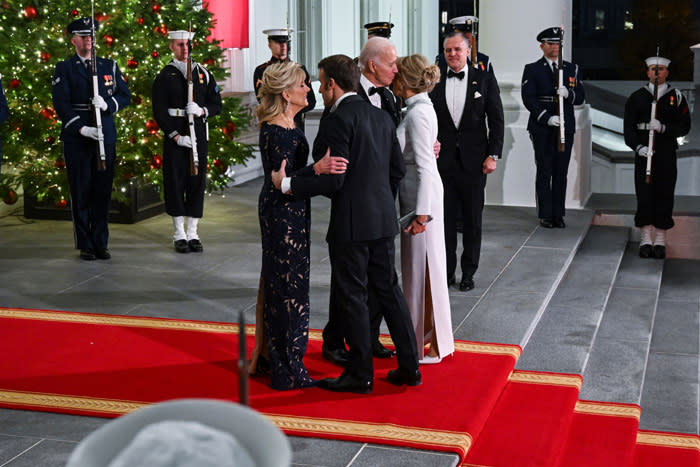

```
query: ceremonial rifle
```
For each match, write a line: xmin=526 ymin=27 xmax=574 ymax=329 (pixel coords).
xmin=471 ymin=0 xmax=479 ymax=69
xmin=186 ymin=27 xmax=199 ymax=176
xmin=556 ymin=26 xmax=566 ymax=152
xmin=646 ymin=49 xmax=660 ymax=184
xmin=90 ymin=0 xmax=106 ymax=171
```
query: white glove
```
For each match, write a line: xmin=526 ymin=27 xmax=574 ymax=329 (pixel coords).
xmin=92 ymin=95 xmax=108 ymax=111
xmin=557 ymin=86 xmax=569 ymax=99
xmin=79 ymin=126 xmax=101 ymax=140
xmin=186 ymin=102 xmax=204 ymax=116
xmin=649 ymin=118 xmax=664 ymax=133
xmin=547 ymin=115 xmax=560 ymax=127
xmin=176 ymin=135 xmax=193 ymax=148
xmin=637 ymin=146 xmax=649 ymax=157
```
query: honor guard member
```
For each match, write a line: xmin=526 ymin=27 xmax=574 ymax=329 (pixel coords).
xmin=0 ymin=73 xmax=9 ymax=174
xmin=152 ymin=30 xmax=222 ymax=253
xmin=437 ymin=16 xmax=495 ymax=79
xmin=364 ymin=21 xmax=394 ymax=39
xmin=521 ymin=27 xmax=584 ymax=228
xmin=51 ymin=17 xmax=131 ymax=261
xmin=253 ymin=28 xmax=316 ymax=130
xmin=623 ymin=56 xmax=690 ymax=259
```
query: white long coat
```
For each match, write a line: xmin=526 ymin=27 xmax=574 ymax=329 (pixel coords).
xmin=397 ymin=92 xmax=454 ymax=359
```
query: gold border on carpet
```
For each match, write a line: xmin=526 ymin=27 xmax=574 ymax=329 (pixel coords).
xmin=636 ymin=431 xmax=700 ymax=451
xmin=574 ymin=401 xmax=641 ymax=420
xmin=508 ymin=370 xmax=582 ymax=389
xmin=0 ymin=389 xmax=147 ymax=415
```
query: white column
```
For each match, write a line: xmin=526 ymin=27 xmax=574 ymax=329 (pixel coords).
xmin=479 ymin=0 xmax=592 ymax=210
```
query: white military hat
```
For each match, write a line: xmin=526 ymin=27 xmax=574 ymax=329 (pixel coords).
xmin=263 ymin=28 xmax=294 ymax=42
xmin=645 ymin=56 xmax=671 ymax=68
xmin=168 ymin=30 xmax=194 ymax=40
xmin=449 ymin=15 xmax=478 ymax=33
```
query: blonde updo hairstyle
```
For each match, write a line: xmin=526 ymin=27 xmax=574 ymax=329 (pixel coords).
xmin=256 ymin=61 xmax=306 ymax=127
xmin=396 ymin=54 xmax=440 ymax=94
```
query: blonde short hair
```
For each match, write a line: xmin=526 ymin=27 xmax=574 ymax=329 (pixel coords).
xmin=255 ymin=62 xmax=306 ymax=127
xmin=396 ymin=54 xmax=440 ymax=94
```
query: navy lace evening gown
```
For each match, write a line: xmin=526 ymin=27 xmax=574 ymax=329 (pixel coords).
xmin=257 ymin=122 xmax=315 ymax=390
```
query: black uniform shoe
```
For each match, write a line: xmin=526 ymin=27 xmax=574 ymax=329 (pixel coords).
xmin=540 ymin=218 xmax=554 ymax=228
xmin=95 ymin=248 xmax=111 ymax=260
xmin=387 ymin=367 xmax=422 ymax=387
xmin=188 ymin=239 xmax=203 ymax=252
xmin=174 ymin=239 xmax=189 ymax=253
xmin=553 ymin=217 xmax=566 ymax=228
xmin=80 ymin=249 xmax=96 ymax=261
xmin=447 ymin=274 xmax=456 ymax=286
xmin=639 ymin=244 xmax=653 ymax=258
xmin=459 ymin=277 xmax=475 ymax=291
xmin=653 ymin=245 xmax=666 ymax=259
xmin=322 ymin=344 xmax=351 ymax=367
xmin=373 ymin=342 xmax=395 ymax=358
xmin=318 ymin=372 xmax=372 ymax=394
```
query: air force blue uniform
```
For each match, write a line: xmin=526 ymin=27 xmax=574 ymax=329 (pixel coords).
xmin=52 ymin=54 xmax=131 ymax=251
xmin=522 ymin=56 xmax=584 ymax=221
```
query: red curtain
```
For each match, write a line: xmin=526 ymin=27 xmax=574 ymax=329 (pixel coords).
xmin=204 ymin=0 xmax=249 ymax=49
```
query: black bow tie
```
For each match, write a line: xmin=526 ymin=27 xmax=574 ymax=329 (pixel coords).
xmin=447 ymin=70 xmax=465 ymax=80
xmin=368 ymin=86 xmax=380 ymax=96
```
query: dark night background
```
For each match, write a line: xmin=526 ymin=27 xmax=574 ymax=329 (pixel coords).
xmin=439 ymin=0 xmax=700 ymax=81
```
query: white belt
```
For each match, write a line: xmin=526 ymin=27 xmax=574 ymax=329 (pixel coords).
xmin=168 ymin=108 xmax=186 ymax=117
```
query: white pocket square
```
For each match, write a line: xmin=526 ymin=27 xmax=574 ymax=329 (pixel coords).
xmin=474 ymin=91 xmax=482 ymax=99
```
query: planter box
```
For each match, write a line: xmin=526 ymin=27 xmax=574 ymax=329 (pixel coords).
xmin=23 ymin=184 xmax=165 ymax=224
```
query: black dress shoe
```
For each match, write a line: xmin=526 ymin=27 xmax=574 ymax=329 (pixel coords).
xmin=653 ymin=245 xmax=666 ymax=259
xmin=80 ymin=249 xmax=96 ymax=261
xmin=372 ymin=342 xmax=395 ymax=358
xmin=318 ymin=372 xmax=372 ymax=394
xmin=95 ymin=248 xmax=111 ymax=260
xmin=447 ymin=274 xmax=456 ymax=286
xmin=553 ymin=218 xmax=566 ymax=228
xmin=174 ymin=239 xmax=189 ymax=253
xmin=459 ymin=277 xmax=474 ymax=291
xmin=540 ymin=218 xmax=554 ymax=228
xmin=188 ymin=239 xmax=203 ymax=252
xmin=387 ymin=367 xmax=422 ymax=387
xmin=322 ymin=344 xmax=351 ymax=367
xmin=639 ymin=243 xmax=653 ymax=258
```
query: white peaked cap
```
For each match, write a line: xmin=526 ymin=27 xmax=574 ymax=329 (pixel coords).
xmin=645 ymin=56 xmax=671 ymax=68
xmin=168 ymin=30 xmax=195 ymax=40
xmin=449 ymin=15 xmax=478 ymax=25
xmin=263 ymin=28 xmax=294 ymax=37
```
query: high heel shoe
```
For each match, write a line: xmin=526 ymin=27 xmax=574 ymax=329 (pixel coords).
xmin=419 ymin=354 xmax=443 ymax=365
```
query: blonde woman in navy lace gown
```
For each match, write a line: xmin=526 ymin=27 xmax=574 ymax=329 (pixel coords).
xmin=251 ymin=62 xmax=347 ymax=390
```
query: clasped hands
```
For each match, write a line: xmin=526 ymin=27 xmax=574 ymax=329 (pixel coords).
xmin=271 ymin=147 xmax=348 ymax=190
xmin=404 ymin=215 xmax=429 ymax=236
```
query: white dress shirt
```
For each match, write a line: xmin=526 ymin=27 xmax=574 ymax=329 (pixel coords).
xmin=445 ymin=65 xmax=467 ymax=127
xmin=360 ymin=74 xmax=382 ymax=109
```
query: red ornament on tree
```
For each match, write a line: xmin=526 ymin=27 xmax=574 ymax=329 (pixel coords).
xmin=132 ymin=96 xmax=142 ymax=106
xmin=104 ymin=35 xmax=114 ymax=47
xmin=95 ymin=12 xmax=108 ymax=22
xmin=41 ymin=51 xmax=50 ymax=62
xmin=145 ymin=119 xmax=159 ymax=135
xmin=137 ymin=17 xmax=144 ymax=25
xmin=54 ymin=158 xmax=65 ymax=169
xmin=45 ymin=136 xmax=56 ymax=144
xmin=127 ymin=58 xmax=138 ymax=69
xmin=39 ymin=107 xmax=56 ymax=120
xmin=129 ymin=136 xmax=137 ymax=144
xmin=151 ymin=50 xmax=159 ymax=58
xmin=9 ymin=79 xmax=20 ymax=89
xmin=222 ymin=121 xmax=236 ymax=138
xmin=71 ymin=9 xmax=78 ymax=16
xmin=23 ymin=5 xmax=37 ymax=18
xmin=150 ymin=154 xmax=163 ymax=169
xmin=203 ymin=58 xmax=216 ymax=66
xmin=159 ymin=24 xmax=168 ymax=36
xmin=55 ymin=199 xmax=67 ymax=209
xmin=152 ymin=3 xmax=161 ymax=13
xmin=2 ymin=189 xmax=18 ymax=205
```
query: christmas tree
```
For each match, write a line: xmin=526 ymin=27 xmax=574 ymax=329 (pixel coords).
xmin=0 ymin=0 xmax=254 ymax=208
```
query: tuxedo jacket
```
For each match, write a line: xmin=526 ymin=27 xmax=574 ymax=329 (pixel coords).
xmin=290 ymin=94 xmax=405 ymax=243
xmin=521 ymin=57 xmax=585 ymax=134
xmin=429 ymin=66 xmax=504 ymax=175
xmin=357 ymin=84 xmax=402 ymax=127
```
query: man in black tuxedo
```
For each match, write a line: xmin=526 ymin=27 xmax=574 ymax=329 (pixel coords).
xmin=429 ymin=31 xmax=504 ymax=292
xmin=272 ymin=54 xmax=420 ymax=393
xmin=320 ymin=36 xmax=401 ymax=366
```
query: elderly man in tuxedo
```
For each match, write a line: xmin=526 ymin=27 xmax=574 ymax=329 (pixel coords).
xmin=272 ymin=54 xmax=420 ymax=394
xmin=429 ymin=30 xmax=504 ymax=292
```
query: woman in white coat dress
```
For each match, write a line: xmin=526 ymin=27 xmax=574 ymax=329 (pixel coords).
xmin=394 ymin=54 xmax=454 ymax=364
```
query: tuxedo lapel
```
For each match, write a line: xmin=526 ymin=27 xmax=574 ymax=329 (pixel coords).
xmin=357 ymin=85 xmax=370 ymax=103
xmin=457 ymin=68 xmax=477 ymax=130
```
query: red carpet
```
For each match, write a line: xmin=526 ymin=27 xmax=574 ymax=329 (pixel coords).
xmin=1 ymin=307 xmax=698 ymax=465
